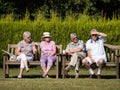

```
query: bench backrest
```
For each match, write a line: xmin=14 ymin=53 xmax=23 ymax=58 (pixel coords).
xmin=104 ymin=44 xmax=120 ymax=63
xmin=7 ymin=43 xmax=120 ymax=63
xmin=7 ymin=42 xmax=62 ymax=61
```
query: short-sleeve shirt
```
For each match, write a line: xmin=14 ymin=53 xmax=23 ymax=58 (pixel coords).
xmin=86 ymin=37 xmax=107 ymax=61
xmin=18 ymin=40 xmax=35 ymax=57
xmin=40 ymin=41 xmax=56 ymax=55
xmin=66 ymin=40 xmax=86 ymax=53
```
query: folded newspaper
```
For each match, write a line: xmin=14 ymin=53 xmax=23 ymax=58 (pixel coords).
xmin=2 ymin=50 xmax=17 ymax=61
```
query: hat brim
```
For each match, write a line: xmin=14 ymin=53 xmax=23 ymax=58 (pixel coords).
xmin=42 ymin=36 xmax=51 ymax=38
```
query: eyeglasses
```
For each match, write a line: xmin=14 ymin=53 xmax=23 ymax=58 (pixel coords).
xmin=44 ymin=37 xmax=50 ymax=38
xmin=91 ymin=34 xmax=97 ymax=36
xmin=72 ymin=37 xmax=77 ymax=40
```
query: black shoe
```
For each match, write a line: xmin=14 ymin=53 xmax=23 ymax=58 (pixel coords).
xmin=64 ymin=67 xmax=70 ymax=72
xmin=89 ymin=74 xmax=96 ymax=78
xmin=97 ymin=75 xmax=101 ymax=79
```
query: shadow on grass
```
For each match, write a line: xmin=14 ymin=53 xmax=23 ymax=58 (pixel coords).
xmin=10 ymin=74 xmax=116 ymax=79
xmin=11 ymin=74 xmax=57 ymax=79
xmin=64 ymin=75 xmax=116 ymax=79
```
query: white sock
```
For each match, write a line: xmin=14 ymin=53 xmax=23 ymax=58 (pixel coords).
xmin=89 ymin=68 xmax=94 ymax=75
xmin=97 ymin=68 xmax=101 ymax=75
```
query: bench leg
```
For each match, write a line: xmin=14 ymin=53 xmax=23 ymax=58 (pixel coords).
xmin=3 ymin=64 xmax=9 ymax=78
xmin=3 ymin=57 xmax=9 ymax=78
xmin=56 ymin=55 xmax=59 ymax=79
xmin=3 ymin=59 xmax=6 ymax=78
xmin=5 ymin=65 xmax=9 ymax=78
xmin=62 ymin=55 xmax=66 ymax=79
xmin=116 ymin=56 xmax=120 ymax=79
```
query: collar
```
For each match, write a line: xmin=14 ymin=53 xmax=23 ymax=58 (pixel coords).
xmin=71 ymin=40 xmax=80 ymax=45
xmin=90 ymin=37 xmax=99 ymax=43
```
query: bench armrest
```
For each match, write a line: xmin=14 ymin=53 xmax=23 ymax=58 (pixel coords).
xmin=116 ymin=55 xmax=120 ymax=57
xmin=3 ymin=52 xmax=9 ymax=61
xmin=3 ymin=53 xmax=9 ymax=56
xmin=116 ymin=55 xmax=120 ymax=62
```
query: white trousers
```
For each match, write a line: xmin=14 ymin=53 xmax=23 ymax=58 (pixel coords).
xmin=16 ymin=53 xmax=33 ymax=68
xmin=69 ymin=52 xmax=85 ymax=71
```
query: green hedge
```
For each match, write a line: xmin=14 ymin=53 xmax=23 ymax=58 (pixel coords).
xmin=0 ymin=13 xmax=120 ymax=66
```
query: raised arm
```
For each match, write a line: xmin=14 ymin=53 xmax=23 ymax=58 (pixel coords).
xmin=97 ymin=31 xmax=107 ymax=38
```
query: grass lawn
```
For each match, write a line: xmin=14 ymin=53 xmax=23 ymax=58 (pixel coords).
xmin=0 ymin=67 xmax=120 ymax=90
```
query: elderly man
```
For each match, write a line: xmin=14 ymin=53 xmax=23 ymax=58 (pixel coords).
xmin=65 ymin=33 xmax=86 ymax=78
xmin=82 ymin=29 xmax=107 ymax=79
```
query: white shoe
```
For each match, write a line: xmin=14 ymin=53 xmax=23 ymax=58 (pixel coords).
xmin=17 ymin=75 xmax=22 ymax=79
xmin=46 ymin=75 xmax=49 ymax=78
xmin=42 ymin=74 xmax=49 ymax=78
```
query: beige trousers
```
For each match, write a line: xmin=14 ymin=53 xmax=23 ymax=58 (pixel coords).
xmin=69 ymin=52 xmax=85 ymax=71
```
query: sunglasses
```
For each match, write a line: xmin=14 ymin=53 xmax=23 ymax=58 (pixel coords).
xmin=91 ymin=34 xmax=97 ymax=36
xmin=27 ymin=37 xmax=31 ymax=39
xmin=72 ymin=37 xmax=77 ymax=40
xmin=44 ymin=37 xmax=50 ymax=38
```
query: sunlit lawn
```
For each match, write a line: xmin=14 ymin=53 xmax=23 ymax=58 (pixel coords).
xmin=0 ymin=66 xmax=120 ymax=90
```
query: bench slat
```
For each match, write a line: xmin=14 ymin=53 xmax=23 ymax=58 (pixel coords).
xmin=106 ymin=62 xmax=116 ymax=67
xmin=6 ymin=61 xmax=40 ymax=65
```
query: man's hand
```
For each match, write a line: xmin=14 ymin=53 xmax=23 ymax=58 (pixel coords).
xmin=66 ymin=51 xmax=73 ymax=55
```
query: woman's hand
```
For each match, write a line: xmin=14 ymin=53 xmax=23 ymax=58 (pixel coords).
xmin=32 ymin=45 xmax=37 ymax=54
xmin=23 ymin=52 xmax=29 ymax=55
xmin=47 ymin=55 xmax=51 ymax=60
xmin=33 ymin=49 xmax=37 ymax=54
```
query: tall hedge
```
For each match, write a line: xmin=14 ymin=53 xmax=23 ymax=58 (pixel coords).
xmin=0 ymin=13 xmax=120 ymax=66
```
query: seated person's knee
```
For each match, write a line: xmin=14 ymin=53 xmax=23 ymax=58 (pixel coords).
xmin=98 ymin=59 xmax=104 ymax=64
xmin=82 ymin=59 xmax=87 ymax=64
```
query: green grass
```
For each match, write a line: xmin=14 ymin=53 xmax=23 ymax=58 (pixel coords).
xmin=0 ymin=67 xmax=120 ymax=90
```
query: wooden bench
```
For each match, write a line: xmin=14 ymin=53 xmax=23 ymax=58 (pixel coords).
xmin=3 ymin=42 xmax=62 ymax=78
xmin=62 ymin=44 xmax=120 ymax=79
xmin=104 ymin=44 xmax=120 ymax=79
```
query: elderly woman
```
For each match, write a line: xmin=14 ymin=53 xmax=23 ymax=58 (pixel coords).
xmin=16 ymin=31 xmax=37 ymax=79
xmin=40 ymin=32 xmax=56 ymax=78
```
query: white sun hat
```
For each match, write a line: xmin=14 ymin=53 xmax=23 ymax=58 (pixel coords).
xmin=42 ymin=32 xmax=51 ymax=38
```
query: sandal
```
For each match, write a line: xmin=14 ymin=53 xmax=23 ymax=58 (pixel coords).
xmin=26 ymin=68 xmax=30 ymax=72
